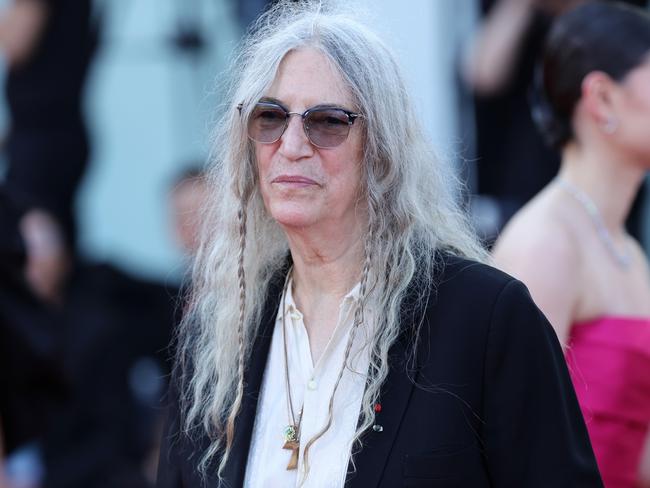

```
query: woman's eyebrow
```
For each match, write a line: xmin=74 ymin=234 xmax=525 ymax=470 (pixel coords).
xmin=258 ymin=96 xmax=350 ymax=110
xmin=308 ymin=103 xmax=349 ymax=110
xmin=259 ymin=96 xmax=286 ymax=107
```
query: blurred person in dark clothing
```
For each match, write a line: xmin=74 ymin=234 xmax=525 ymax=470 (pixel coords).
xmin=0 ymin=0 xmax=96 ymax=258
xmin=463 ymin=0 xmax=648 ymax=245
xmin=0 ymin=187 xmax=67 ymax=488
xmin=1 ymin=2 xmax=178 ymax=485
xmin=41 ymin=263 xmax=179 ymax=488
xmin=35 ymin=168 xmax=197 ymax=488
xmin=0 ymin=0 xmax=95 ymax=484
xmin=0 ymin=187 xmax=178 ymax=488
xmin=0 ymin=1 xmax=188 ymax=486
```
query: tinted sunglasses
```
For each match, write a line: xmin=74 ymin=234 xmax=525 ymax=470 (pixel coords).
xmin=238 ymin=101 xmax=362 ymax=149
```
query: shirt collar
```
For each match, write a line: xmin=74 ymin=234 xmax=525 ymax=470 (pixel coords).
xmin=278 ymin=277 xmax=362 ymax=322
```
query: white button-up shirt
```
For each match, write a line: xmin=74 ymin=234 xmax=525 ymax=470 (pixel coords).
xmin=243 ymin=279 xmax=371 ymax=488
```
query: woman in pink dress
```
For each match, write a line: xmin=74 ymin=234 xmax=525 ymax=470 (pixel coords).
xmin=493 ymin=3 xmax=650 ymax=487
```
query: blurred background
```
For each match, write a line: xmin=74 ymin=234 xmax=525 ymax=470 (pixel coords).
xmin=0 ymin=0 xmax=648 ymax=487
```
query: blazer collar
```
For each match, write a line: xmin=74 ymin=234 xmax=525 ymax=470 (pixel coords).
xmin=219 ymin=262 xmax=428 ymax=488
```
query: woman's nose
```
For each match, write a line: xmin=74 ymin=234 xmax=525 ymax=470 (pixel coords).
xmin=278 ymin=115 xmax=313 ymax=160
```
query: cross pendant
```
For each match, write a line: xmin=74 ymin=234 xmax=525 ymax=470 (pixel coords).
xmin=282 ymin=439 xmax=300 ymax=470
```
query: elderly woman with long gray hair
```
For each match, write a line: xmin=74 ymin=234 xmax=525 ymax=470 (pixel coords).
xmin=156 ymin=2 xmax=603 ymax=487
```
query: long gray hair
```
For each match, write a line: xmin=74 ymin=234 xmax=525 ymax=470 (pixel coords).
xmin=176 ymin=0 xmax=487 ymax=479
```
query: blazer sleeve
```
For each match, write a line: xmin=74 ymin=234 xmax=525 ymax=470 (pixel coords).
xmin=482 ymin=279 xmax=603 ymax=487
xmin=156 ymin=375 xmax=184 ymax=488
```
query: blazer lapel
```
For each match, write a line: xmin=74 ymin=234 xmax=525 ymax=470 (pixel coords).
xmin=219 ymin=268 xmax=288 ymax=487
xmin=345 ymin=282 xmax=428 ymax=488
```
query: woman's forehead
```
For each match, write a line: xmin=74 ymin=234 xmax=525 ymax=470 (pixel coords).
xmin=264 ymin=47 xmax=354 ymax=109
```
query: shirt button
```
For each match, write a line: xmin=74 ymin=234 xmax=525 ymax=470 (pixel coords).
xmin=307 ymin=379 xmax=317 ymax=390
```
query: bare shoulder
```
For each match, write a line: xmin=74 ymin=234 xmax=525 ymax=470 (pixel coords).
xmin=491 ymin=192 xmax=582 ymax=344
xmin=492 ymin=196 xmax=580 ymax=282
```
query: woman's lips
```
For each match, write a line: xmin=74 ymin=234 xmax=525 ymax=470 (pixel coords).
xmin=271 ymin=175 xmax=319 ymax=187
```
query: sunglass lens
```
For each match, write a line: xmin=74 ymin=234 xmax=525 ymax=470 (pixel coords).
xmin=249 ymin=104 xmax=287 ymax=143
xmin=305 ymin=109 xmax=350 ymax=148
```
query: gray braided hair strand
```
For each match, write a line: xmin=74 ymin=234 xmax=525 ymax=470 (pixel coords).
xmin=219 ymin=198 xmax=249 ymax=475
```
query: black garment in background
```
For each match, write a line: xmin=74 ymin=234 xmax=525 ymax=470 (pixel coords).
xmin=0 ymin=197 xmax=180 ymax=486
xmin=472 ymin=2 xmax=559 ymax=230
xmin=1 ymin=3 xmax=183 ymax=484
xmin=42 ymin=264 xmax=180 ymax=488
xmin=0 ymin=188 xmax=67 ymax=454
xmin=4 ymin=0 xmax=96 ymax=249
xmin=0 ymin=201 xmax=179 ymax=487
xmin=472 ymin=0 xmax=648 ymax=243
xmin=157 ymin=255 xmax=603 ymax=487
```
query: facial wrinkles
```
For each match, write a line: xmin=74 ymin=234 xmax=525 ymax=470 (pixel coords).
xmin=260 ymin=105 xmax=352 ymax=187
xmin=256 ymin=49 xmax=363 ymax=218
xmin=269 ymin=61 xmax=352 ymax=108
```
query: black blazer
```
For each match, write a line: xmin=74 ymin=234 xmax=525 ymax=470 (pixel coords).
xmin=157 ymin=256 xmax=603 ymax=487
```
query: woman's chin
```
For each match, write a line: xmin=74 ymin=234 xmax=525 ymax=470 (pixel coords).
xmin=272 ymin=212 xmax=316 ymax=230
xmin=267 ymin=203 xmax=318 ymax=230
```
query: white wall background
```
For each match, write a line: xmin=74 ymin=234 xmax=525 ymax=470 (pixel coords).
xmin=77 ymin=0 xmax=239 ymax=282
xmin=356 ymin=0 xmax=476 ymax=158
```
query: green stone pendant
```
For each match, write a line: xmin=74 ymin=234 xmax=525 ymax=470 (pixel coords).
xmin=283 ymin=424 xmax=298 ymax=442
xmin=282 ymin=425 xmax=300 ymax=470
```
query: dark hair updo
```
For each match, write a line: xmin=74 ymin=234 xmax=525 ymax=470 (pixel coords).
xmin=533 ymin=1 xmax=650 ymax=148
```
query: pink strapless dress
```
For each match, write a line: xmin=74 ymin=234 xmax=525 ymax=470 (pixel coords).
xmin=566 ymin=317 xmax=650 ymax=488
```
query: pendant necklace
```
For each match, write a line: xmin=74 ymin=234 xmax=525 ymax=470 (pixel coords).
xmin=281 ymin=271 xmax=302 ymax=470
xmin=557 ymin=178 xmax=632 ymax=269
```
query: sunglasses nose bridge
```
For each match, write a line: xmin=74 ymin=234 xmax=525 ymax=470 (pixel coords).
xmin=278 ymin=111 xmax=312 ymax=150
xmin=280 ymin=111 xmax=311 ymax=141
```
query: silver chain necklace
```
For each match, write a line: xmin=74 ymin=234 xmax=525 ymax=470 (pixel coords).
xmin=557 ymin=178 xmax=632 ymax=269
